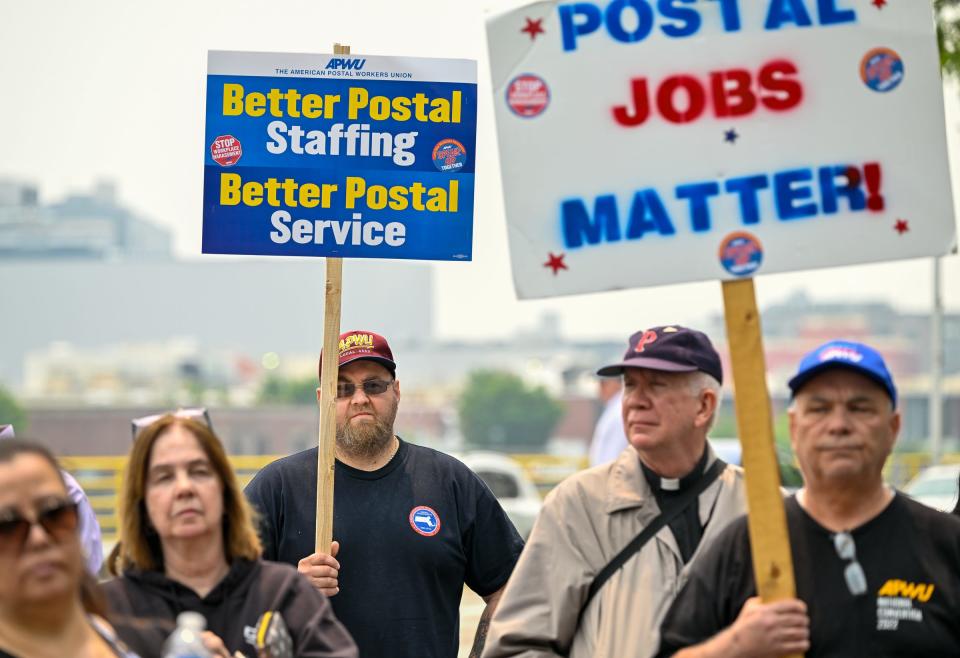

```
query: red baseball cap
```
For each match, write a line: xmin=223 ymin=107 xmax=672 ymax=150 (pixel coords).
xmin=319 ymin=330 xmax=396 ymax=381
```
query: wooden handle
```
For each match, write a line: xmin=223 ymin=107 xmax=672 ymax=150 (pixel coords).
xmin=315 ymin=43 xmax=349 ymax=553
xmin=722 ymin=279 xmax=800 ymax=630
xmin=316 ymin=256 xmax=343 ymax=552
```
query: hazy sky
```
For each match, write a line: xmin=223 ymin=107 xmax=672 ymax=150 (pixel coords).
xmin=2 ymin=0 xmax=958 ymax=342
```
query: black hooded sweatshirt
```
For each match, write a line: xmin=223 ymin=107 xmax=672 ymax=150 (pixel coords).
xmin=103 ymin=558 xmax=357 ymax=658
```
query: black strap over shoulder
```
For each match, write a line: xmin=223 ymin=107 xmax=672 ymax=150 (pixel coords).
xmin=575 ymin=458 xmax=727 ymax=628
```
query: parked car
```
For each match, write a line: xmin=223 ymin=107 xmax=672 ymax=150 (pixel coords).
xmin=458 ymin=451 xmax=542 ymax=539
xmin=902 ymin=464 xmax=960 ymax=513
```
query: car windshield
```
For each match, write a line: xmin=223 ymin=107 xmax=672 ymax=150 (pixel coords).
xmin=905 ymin=477 xmax=959 ymax=497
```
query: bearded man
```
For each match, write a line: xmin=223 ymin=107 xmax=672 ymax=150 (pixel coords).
xmin=245 ymin=330 xmax=524 ymax=658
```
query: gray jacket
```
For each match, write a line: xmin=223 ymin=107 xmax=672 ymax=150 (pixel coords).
xmin=483 ymin=445 xmax=747 ymax=658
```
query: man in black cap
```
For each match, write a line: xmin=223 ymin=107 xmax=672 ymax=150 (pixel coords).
xmin=483 ymin=326 xmax=748 ymax=658
xmin=656 ymin=340 xmax=960 ymax=657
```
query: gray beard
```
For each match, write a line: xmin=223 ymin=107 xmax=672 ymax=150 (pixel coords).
xmin=336 ymin=415 xmax=394 ymax=462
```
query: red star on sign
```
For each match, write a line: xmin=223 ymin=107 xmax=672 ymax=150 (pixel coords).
xmin=872 ymin=0 xmax=886 ymax=8
xmin=543 ymin=252 xmax=567 ymax=274
xmin=894 ymin=219 xmax=909 ymax=234
xmin=521 ymin=17 xmax=545 ymax=40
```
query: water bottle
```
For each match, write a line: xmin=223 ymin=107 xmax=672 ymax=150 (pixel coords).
xmin=162 ymin=611 xmax=212 ymax=658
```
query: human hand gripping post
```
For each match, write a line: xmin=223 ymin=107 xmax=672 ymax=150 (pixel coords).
xmin=298 ymin=540 xmax=342 ymax=597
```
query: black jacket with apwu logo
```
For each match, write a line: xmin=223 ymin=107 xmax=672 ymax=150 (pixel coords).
xmin=103 ymin=558 xmax=357 ymax=658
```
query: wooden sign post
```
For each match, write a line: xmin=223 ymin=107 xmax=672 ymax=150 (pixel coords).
xmin=314 ymin=44 xmax=348 ymax=554
xmin=723 ymin=278 xmax=799 ymax=657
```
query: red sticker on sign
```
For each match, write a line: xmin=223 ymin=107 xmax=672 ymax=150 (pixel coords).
xmin=506 ymin=74 xmax=550 ymax=118
xmin=210 ymin=135 xmax=242 ymax=167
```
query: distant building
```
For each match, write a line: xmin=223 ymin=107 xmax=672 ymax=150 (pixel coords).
xmin=0 ymin=179 xmax=172 ymax=260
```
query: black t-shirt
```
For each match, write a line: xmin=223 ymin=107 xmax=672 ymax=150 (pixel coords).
xmin=657 ymin=494 xmax=960 ymax=658
xmin=244 ymin=439 xmax=524 ymax=658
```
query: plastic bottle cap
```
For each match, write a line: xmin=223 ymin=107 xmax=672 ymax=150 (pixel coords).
xmin=176 ymin=611 xmax=207 ymax=632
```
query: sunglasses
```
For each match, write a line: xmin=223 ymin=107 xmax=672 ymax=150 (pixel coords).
xmin=0 ymin=499 xmax=79 ymax=551
xmin=131 ymin=408 xmax=212 ymax=440
xmin=336 ymin=379 xmax=393 ymax=399
xmin=833 ymin=531 xmax=867 ymax=596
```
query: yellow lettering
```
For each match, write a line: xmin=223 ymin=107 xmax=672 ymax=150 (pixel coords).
xmin=428 ymin=99 xmax=451 ymax=123
xmin=452 ymin=90 xmax=461 ymax=123
xmin=391 ymin=96 xmax=412 ymax=122
xmin=242 ymin=182 xmax=263 ymax=206
xmin=246 ymin=92 xmax=266 ymax=117
xmin=449 ymin=180 xmax=459 ymax=212
xmin=348 ymin=88 xmax=368 ymax=120
xmin=345 ymin=177 xmax=366 ymax=208
xmin=425 ymin=187 xmax=447 ymax=212
xmin=388 ymin=186 xmax=408 ymax=211
xmin=917 ymin=584 xmax=935 ymax=603
xmin=223 ymin=84 xmax=245 ymax=116
xmin=219 ymin=173 xmax=242 ymax=205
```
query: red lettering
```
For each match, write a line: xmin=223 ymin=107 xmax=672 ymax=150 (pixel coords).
xmin=612 ymin=78 xmax=652 ymax=127
xmin=656 ymin=75 xmax=706 ymax=124
xmin=711 ymin=69 xmax=756 ymax=118
xmin=610 ymin=59 xmax=803 ymax=128
xmin=759 ymin=60 xmax=802 ymax=111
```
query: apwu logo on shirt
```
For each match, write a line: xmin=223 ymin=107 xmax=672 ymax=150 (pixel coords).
xmin=875 ymin=579 xmax=935 ymax=631
xmin=409 ymin=505 xmax=441 ymax=536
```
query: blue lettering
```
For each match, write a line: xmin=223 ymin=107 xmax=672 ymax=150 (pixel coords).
xmin=676 ymin=182 xmax=719 ymax=232
xmin=658 ymin=0 xmax=700 ymax=38
xmin=606 ymin=0 xmax=655 ymax=44
xmin=725 ymin=175 xmax=769 ymax=225
xmin=717 ymin=0 xmax=741 ymax=31
xmin=765 ymin=0 xmax=813 ymax=30
xmin=818 ymin=166 xmax=866 ymax=214
xmin=562 ymin=195 xmax=621 ymax=247
xmin=775 ymin=169 xmax=818 ymax=220
xmin=627 ymin=189 xmax=675 ymax=238
xmin=558 ymin=3 xmax=603 ymax=52
xmin=818 ymin=0 xmax=856 ymax=25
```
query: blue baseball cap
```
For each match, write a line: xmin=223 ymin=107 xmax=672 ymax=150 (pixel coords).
xmin=788 ymin=340 xmax=897 ymax=406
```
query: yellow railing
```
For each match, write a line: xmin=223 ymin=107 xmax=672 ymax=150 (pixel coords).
xmin=61 ymin=452 xmax=955 ymax=544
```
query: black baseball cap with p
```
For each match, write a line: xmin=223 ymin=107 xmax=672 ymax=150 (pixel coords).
xmin=597 ymin=325 xmax=723 ymax=384
xmin=318 ymin=330 xmax=397 ymax=381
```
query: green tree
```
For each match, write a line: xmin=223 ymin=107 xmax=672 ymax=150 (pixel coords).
xmin=937 ymin=0 xmax=960 ymax=79
xmin=458 ymin=370 xmax=564 ymax=452
xmin=257 ymin=375 xmax=318 ymax=406
xmin=0 ymin=385 xmax=27 ymax=432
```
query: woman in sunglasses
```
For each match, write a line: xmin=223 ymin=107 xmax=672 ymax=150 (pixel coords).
xmin=0 ymin=439 xmax=136 ymax=657
xmin=102 ymin=415 xmax=356 ymax=658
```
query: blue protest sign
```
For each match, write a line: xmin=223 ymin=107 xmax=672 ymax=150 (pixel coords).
xmin=203 ymin=51 xmax=477 ymax=261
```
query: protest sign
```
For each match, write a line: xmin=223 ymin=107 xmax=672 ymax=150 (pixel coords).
xmin=203 ymin=50 xmax=477 ymax=261
xmin=488 ymin=0 xmax=955 ymax=621
xmin=487 ymin=0 xmax=956 ymax=299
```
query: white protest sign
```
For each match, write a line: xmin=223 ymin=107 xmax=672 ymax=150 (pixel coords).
xmin=487 ymin=0 xmax=957 ymax=299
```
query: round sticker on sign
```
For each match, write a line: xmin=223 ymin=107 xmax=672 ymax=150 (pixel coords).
xmin=860 ymin=47 xmax=904 ymax=93
xmin=409 ymin=506 xmax=441 ymax=537
xmin=432 ymin=138 xmax=467 ymax=172
xmin=506 ymin=74 xmax=550 ymax=118
xmin=718 ymin=232 xmax=764 ymax=277
xmin=210 ymin=135 xmax=242 ymax=167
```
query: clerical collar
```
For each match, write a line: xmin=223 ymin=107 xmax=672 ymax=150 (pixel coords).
xmin=641 ymin=448 xmax=709 ymax=493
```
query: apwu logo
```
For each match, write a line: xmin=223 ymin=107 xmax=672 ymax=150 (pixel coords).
xmin=325 ymin=58 xmax=366 ymax=70
xmin=819 ymin=347 xmax=863 ymax=363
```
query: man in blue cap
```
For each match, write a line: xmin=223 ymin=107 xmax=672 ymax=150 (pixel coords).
xmin=656 ymin=340 xmax=960 ymax=657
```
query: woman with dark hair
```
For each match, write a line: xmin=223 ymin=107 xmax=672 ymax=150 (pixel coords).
xmin=0 ymin=439 xmax=136 ymax=657
xmin=103 ymin=415 xmax=356 ymax=658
